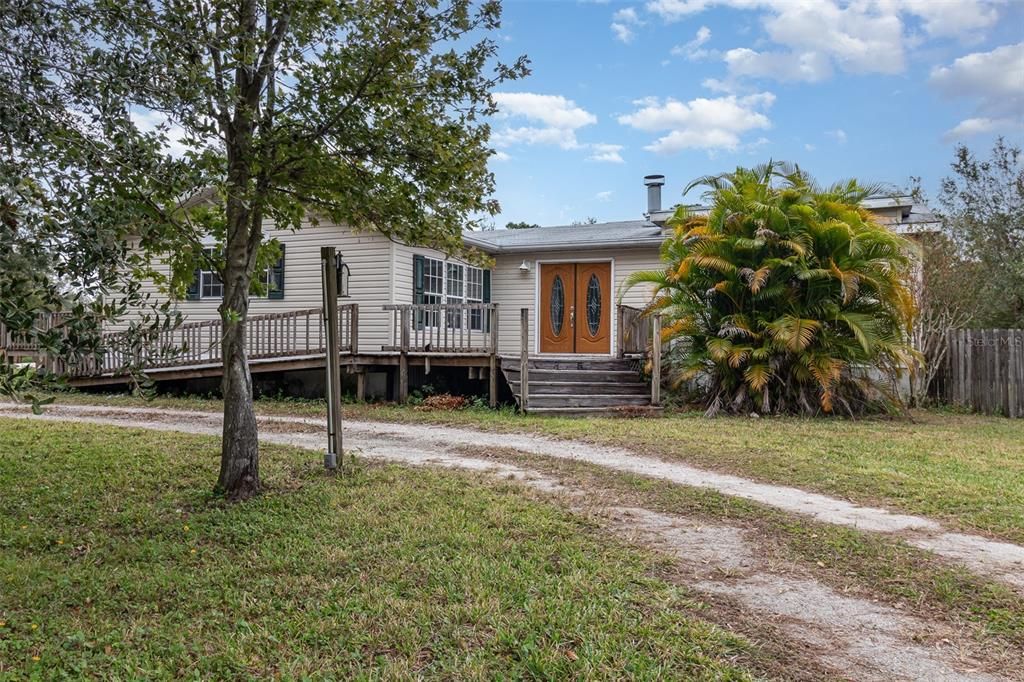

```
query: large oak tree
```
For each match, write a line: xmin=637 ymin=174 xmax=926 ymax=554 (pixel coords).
xmin=1 ymin=0 xmax=526 ymax=498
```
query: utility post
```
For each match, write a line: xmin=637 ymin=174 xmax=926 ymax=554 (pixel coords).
xmin=321 ymin=246 xmax=344 ymax=471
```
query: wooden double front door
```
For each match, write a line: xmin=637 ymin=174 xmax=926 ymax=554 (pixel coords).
xmin=539 ymin=262 xmax=612 ymax=354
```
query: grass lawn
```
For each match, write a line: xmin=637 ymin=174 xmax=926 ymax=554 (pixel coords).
xmin=0 ymin=418 xmax=758 ymax=680
xmin=457 ymin=444 xmax=1024 ymax=650
xmin=59 ymin=392 xmax=1024 ymax=544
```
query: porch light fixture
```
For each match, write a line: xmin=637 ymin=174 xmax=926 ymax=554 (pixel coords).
xmin=335 ymin=253 xmax=351 ymax=297
xmin=519 ymin=260 xmax=531 ymax=273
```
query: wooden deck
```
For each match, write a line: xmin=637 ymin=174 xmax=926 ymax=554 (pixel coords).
xmin=4 ymin=303 xmax=657 ymax=412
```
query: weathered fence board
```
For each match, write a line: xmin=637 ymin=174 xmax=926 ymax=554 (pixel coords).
xmin=936 ymin=329 xmax=1023 ymax=418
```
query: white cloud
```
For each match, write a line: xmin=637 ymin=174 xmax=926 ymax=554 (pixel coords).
xmin=130 ymin=109 xmax=191 ymax=157
xmin=618 ymin=92 xmax=775 ymax=154
xmin=758 ymin=2 xmax=905 ymax=76
xmin=492 ymin=92 xmax=598 ymax=150
xmin=611 ymin=6 xmax=642 ymax=43
xmin=614 ymin=7 xmax=640 ymax=22
xmin=942 ymin=117 xmax=1024 ymax=140
xmin=594 ymin=190 xmax=614 ymax=202
xmin=645 ymin=0 xmax=711 ymax=19
xmin=804 ymin=143 xmax=816 ymax=151
xmin=587 ymin=143 xmax=625 ymax=163
xmin=930 ymin=42 xmax=1024 ymax=139
xmin=671 ymin=25 xmax=714 ymax=60
xmin=724 ymin=48 xmax=832 ymax=82
xmin=646 ymin=0 xmax=1005 ymax=83
xmin=491 ymin=150 xmax=511 ymax=162
xmin=611 ymin=22 xmax=636 ymax=43
xmin=701 ymin=77 xmax=735 ymax=93
xmin=826 ymin=129 xmax=847 ymax=144
xmin=894 ymin=0 xmax=999 ymax=39
xmin=930 ymin=43 xmax=1024 ymax=114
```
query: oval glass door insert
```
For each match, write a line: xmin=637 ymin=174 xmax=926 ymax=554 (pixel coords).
xmin=586 ymin=274 xmax=601 ymax=336
xmin=550 ymin=275 xmax=565 ymax=335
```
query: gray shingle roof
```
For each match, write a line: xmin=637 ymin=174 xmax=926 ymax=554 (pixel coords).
xmin=463 ymin=220 xmax=664 ymax=253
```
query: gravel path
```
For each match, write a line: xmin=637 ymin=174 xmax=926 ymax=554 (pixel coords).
xmin=1 ymin=403 xmax=1018 ymax=681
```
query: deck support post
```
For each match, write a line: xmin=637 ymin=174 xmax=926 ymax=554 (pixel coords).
xmin=356 ymin=370 xmax=366 ymax=402
xmin=651 ymin=313 xmax=662 ymax=407
xmin=519 ymin=307 xmax=529 ymax=413
xmin=488 ymin=305 xmax=499 ymax=408
xmin=320 ymin=246 xmax=344 ymax=471
xmin=398 ymin=307 xmax=410 ymax=403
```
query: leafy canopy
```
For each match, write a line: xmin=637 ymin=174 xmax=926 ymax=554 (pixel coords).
xmin=1 ymin=0 xmax=525 ymax=395
xmin=626 ymin=162 xmax=917 ymax=416
xmin=936 ymin=137 xmax=1024 ymax=328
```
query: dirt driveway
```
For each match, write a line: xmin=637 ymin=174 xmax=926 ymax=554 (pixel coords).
xmin=1 ymin=403 xmax=1020 ymax=681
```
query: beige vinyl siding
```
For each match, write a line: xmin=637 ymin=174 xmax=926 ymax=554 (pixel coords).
xmin=390 ymin=243 xmax=483 ymax=305
xmin=114 ymin=221 xmax=399 ymax=352
xmin=489 ymin=246 xmax=662 ymax=356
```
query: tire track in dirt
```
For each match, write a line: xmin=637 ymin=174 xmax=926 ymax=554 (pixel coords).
xmin=0 ymin=403 xmax=1014 ymax=681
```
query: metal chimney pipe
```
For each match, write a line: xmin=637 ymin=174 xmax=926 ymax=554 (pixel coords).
xmin=644 ymin=174 xmax=665 ymax=214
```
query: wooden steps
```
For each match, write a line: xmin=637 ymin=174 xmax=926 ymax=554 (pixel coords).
xmin=501 ymin=357 xmax=658 ymax=416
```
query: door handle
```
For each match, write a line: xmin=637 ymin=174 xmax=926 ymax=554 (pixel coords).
xmin=569 ymin=306 xmax=575 ymax=328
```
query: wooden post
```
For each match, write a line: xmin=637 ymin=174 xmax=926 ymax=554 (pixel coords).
xmin=350 ymin=304 xmax=359 ymax=356
xmin=519 ymin=307 xmax=529 ymax=412
xmin=399 ymin=307 xmax=410 ymax=403
xmin=356 ymin=370 xmax=366 ymax=402
xmin=320 ymin=246 xmax=344 ymax=471
xmin=1009 ymin=330 xmax=1019 ymax=418
xmin=617 ymin=305 xmax=625 ymax=358
xmin=651 ymin=313 xmax=662 ymax=407
xmin=488 ymin=305 xmax=499 ymax=408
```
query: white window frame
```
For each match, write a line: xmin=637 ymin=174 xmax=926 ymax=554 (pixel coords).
xmin=466 ymin=267 xmax=484 ymax=331
xmin=199 ymin=247 xmax=223 ymax=300
xmin=419 ymin=256 xmax=485 ymax=330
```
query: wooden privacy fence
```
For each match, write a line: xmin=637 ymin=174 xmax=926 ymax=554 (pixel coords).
xmin=59 ymin=306 xmax=358 ymax=378
xmin=935 ymin=329 xmax=1023 ymax=418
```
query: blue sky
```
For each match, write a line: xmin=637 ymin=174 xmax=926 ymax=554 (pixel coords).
xmin=484 ymin=0 xmax=1024 ymax=227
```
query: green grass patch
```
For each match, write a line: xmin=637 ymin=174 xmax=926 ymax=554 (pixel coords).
xmin=449 ymin=445 xmax=1024 ymax=653
xmin=58 ymin=392 xmax=1024 ymax=544
xmin=0 ymin=418 xmax=758 ymax=680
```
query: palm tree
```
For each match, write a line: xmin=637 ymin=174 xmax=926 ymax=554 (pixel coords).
xmin=625 ymin=162 xmax=917 ymax=416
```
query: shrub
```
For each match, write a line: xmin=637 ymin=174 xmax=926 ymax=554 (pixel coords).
xmin=627 ymin=162 xmax=917 ymax=416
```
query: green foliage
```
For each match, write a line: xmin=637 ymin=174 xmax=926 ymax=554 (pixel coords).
xmin=505 ymin=221 xmax=540 ymax=229
xmin=1 ymin=0 xmax=527 ymax=492
xmin=626 ymin=162 xmax=918 ymax=416
xmin=1 ymin=0 xmax=526 ymax=367
xmin=936 ymin=137 xmax=1024 ymax=328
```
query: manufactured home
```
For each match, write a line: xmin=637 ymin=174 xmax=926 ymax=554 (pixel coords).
xmin=3 ymin=175 xmax=936 ymax=414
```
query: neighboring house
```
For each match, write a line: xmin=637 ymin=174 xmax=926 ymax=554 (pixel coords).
xmin=48 ymin=175 xmax=934 ymax=413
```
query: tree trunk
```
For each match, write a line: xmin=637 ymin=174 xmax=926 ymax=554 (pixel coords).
xmin=217 ymin=314 xmax=260 ymax=499
xmin=215 ymin=0 xmax=278 ymax=498
xmin=216 ymin=199 xmax=261 ymax=498
xmin=215 ymin=183 xmax=263 ymax=498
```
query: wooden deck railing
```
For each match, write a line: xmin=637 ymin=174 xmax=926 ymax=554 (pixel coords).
xmin=383 ymin=303 xmax=499 ymax=354
xmin=383 ymin=303 xmax=499 ymax=405
xmin=57 ymin=306 xmax=358 ymax=378
xmin=618 ymin=305 xmax=651 ymax=358
xmin=0 ymin=313 xmax=72 ymax=356
xmin=616 ymin=304 xmax=662 ymax=406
